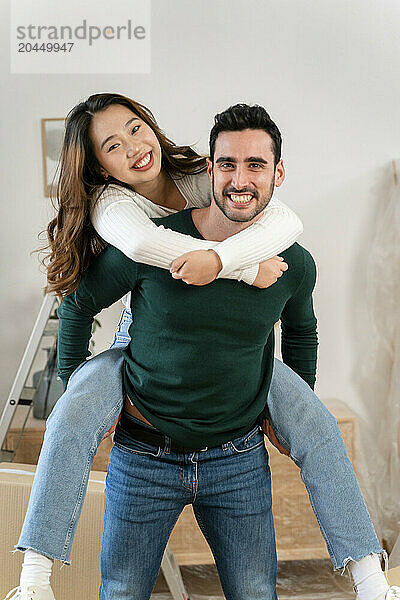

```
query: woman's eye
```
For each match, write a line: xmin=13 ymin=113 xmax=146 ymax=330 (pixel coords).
xmin=107 ymin=125 xmax=140 ymax=152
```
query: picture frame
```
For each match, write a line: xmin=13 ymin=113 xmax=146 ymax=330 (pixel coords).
xmin=41 ymin=118 xmax=65 ymax=197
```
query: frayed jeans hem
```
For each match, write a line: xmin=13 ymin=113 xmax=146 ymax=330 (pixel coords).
xmin=11 ymin=545 xmax=71 ymax=569
xmin=336 ymin=549 xmax=388 ymax=577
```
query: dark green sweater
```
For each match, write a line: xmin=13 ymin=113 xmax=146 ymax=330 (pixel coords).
xmin=58 ymin=209 xmax=318 ymax=449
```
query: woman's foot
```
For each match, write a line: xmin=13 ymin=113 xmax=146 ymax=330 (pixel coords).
xmin=19 ymin=549 xmax=53 ymax=588
xmin=355 ymin=586 xmax=400 ymax=600
xmin=3 ymin=585 xmax=55 ymax=600
xmin=3 ymin=550 xmax=56 ymax=600
xmin=350 ymin=553 xmax=400 ymax=600
xmin=384 ymin=587 xmax=400 ymax=600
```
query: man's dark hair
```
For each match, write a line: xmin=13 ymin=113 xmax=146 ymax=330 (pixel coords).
xmin=209 ymin=104 xmax=282 ymax=167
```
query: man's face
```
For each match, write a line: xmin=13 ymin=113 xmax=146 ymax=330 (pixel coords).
xmin=207 ymin=129 xmax=284 ymax=223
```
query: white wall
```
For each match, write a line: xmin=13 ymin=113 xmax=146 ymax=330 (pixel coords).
xmin=1 ymin=1 xmax=399 ymax=442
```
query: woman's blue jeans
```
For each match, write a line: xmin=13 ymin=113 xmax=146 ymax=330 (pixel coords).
xmin=100 ymin=418 xmax=277 ymax=599
xmin=15 ymin=308 xmax=384 ymax=575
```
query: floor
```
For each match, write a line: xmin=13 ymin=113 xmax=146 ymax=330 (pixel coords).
xmin=152 ymin=559 xmax=355 ymax=599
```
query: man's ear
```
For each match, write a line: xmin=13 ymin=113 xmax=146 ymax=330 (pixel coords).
xmin=274 ymin=159 xmax=285 ymax=188
xmin=206 ymin=157 xmax=213 ymax=181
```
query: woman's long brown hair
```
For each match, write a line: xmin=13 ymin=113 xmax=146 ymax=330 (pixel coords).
xmin=41 ymin=93 xmax=207 ymax=299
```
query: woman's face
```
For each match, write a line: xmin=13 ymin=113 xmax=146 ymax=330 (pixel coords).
xmin=89 ymin=104 xmax=162 ymax=186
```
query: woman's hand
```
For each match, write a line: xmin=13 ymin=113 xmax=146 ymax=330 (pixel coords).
xmin=253 ymin=256 xmax=288 ymax=289
xmin=170 ymin=250 xmax=222 ymax=285
xmin=169 ymin=251 xmax=288 ymax=288
xmin=101 ymin=413 xmax=121 ymax=442
xmin=262 ymin=418 xmax=291 ymax=456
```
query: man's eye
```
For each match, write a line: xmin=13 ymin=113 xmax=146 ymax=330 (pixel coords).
xmin=220 ymin=163 xmax=234 ymax=169
xmin=249 ymin=163 xmax=262 ymax=168
xmin=131 ymin=125 xmax=140 ymax=134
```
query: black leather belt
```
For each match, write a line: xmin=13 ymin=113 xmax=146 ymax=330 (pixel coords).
xmin=118 ymin=411 xmax=210 ymax=453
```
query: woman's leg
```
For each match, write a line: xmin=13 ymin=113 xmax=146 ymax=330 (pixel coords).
xmin=13 ymin=307 xmax=133 ymax=566
xmin=14 ymin=347 xmax=125 ymax=565
xmin=266 ymin=357 xmax=385 ymax=572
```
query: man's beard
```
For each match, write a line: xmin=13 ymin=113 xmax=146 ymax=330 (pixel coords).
xmin=212 ymin=174 xmax=275 ymax=223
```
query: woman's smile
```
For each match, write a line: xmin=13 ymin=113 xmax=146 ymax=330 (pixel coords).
xmin=130 ymin=150 xmax=154 ymax=171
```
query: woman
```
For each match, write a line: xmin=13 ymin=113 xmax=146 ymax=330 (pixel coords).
xmin=6 ymin=94 xmax=389 ymax=600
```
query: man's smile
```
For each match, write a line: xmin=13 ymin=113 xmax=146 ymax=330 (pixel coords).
xmin=228 ymin=193 xmax=254 ymax=206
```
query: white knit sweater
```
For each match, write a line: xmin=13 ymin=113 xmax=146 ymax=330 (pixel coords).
xmin=90 ymin=170 xmax=303 ymax=291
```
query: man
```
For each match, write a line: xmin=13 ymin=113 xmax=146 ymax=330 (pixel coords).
xmin=55 ymin=104 xmax=394 ymax=600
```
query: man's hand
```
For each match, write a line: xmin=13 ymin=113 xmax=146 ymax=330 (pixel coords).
xmin=253 ymin=256 xmax=288 ymax=289
xmin=262 ymin=418 xmax=290 ymax=456
xmin=170 ymin=250 xmax=222 ymax=285
xmin=101 ymin=413 xmax=121 ymax=442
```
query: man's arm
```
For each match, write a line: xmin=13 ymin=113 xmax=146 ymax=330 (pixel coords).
xmin=57 ymin=246 xmax=140 ymax=390
xmin=280 ymin=249 xmax=318 ymax=389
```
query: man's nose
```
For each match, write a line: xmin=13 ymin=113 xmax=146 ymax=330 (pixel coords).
xmin=231 ymin=167 xmax=249 ymax=190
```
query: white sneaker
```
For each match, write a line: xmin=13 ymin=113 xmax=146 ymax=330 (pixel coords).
xmin=386 ymin=587 xmax=400 ymax=600
xmin=3 ymin=585 xmax=56 ymax=600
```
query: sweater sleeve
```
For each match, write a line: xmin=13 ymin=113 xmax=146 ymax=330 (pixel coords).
xmin=57 ymin=245 xmax=139 ymax=390
xmin=280 ymin=249 xmax=318 ymax=389
xmin=91 ymin=184 xmax=303 ymax=286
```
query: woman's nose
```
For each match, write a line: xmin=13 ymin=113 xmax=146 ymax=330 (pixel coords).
xmin=127 ymin=145 xmax=139 ymax=158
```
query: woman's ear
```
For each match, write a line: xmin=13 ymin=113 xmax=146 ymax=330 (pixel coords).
xmin=100 ymin=168 xmax=109 ymax=180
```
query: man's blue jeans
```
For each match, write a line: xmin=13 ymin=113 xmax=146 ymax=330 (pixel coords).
xmin=15 ymin=308 xmax=384 ymax=575
xmin=100 ymin=417 xmax=277 ymax=599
